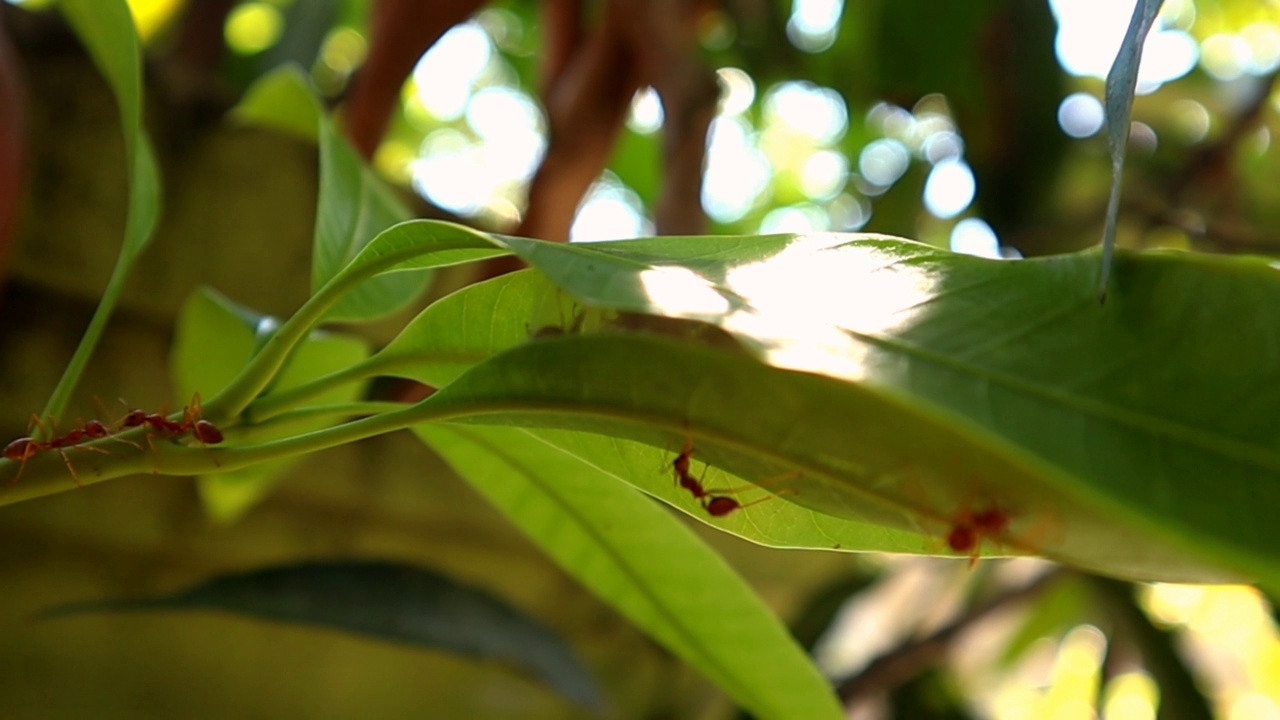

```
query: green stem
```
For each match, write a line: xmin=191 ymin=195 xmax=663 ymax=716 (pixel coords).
xmin=230 ymin=401 xmax=411 ymax=441
xmin=244 ymin=357 xmax=392 ymax=423
xmin=0 ymin=394 xmax=476 ymax=505
xmin=38 ymin=257 xmax=135 ymax=437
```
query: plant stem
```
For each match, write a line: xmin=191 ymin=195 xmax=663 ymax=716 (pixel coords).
xmin=0 ymin=394 xmax=459 ymax=505
xmin=244 ymin=358 xmax=391 ymax=422
xmin=201 ymin=226 xmax=500 ymax=423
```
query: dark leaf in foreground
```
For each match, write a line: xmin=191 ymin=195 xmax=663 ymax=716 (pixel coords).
xmin=42 ymin=560 xmax=603 ymax=711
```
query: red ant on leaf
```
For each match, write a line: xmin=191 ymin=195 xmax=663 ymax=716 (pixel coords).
xmin=669 ymin=436 xmax=794 ymax=517
xmin=945 ymin=507 xmax=1011 ymax=567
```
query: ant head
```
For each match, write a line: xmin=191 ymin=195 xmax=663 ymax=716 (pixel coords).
xmin=84 ymin=420 xmax=109 ymax=438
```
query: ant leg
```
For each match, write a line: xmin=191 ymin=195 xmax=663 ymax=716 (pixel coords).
xmin=7 ymin=443 xmax=37 ymax=485
xmin=702 ymin=487 xmax=798 ymax=518
xmin=56 ymin=450 xmax=83 ymax=487
xmin=109 ymin=435 xmax=143 ymax=451
xmin=708 ymin=470 xmax=802 ymax=496
xmin=732 ymin=487 xmax=798 ymax=511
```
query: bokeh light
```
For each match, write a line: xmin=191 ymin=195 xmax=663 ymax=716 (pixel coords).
xmin=1050 ymin=0 xmax=1198 ymax=89
xmin=717 ymin=67 xmax=756 ymax=116
xmin=858 ymin=139 xmax=910 ymax=190
xmin=627 ymin=88 xmax=664 ymax=134
xmin=413 ymin=22 xmax=493 ymax=121
xmin=224 ymin=2 xmax=284 ymax=56
xmin=764 ymin=82 xmax=848 ymax=145
xmin=1058 ymin=93 xmax=1105 ymax=139
xmin=787 ymin=0 xmax=842 ymax=53
xmin=950 ymin=218 xmax=1001 ymax=258
xmin=924 ymin=160 xmax=976 ymax=219
xmin=704 ymin=116 xmax=772 ymax=223
xmin=571 ymin=175 xmax=652 ymax=241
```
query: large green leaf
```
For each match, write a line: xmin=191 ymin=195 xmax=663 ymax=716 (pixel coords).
xmin=479 ymin=233 xmax=1280 ymax=586
xmin=311 ymin=115 xmax=428 ymax=322
xmin=416 ymin=424 xmax=842 ymax=720
xmin=416 ymin=332 xmax=1245 ymax=584
xmin=43 ymin=561 xmax=603 ymax=710
xmin=40 ymin=0 xmax=162 ymax=422
xmin=375 ymin=269 xmax=927 ymax=554
xmin=234 ymin=67 xmax=429 ymax=323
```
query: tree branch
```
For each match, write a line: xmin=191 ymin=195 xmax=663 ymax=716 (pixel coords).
xmin=342 ymin=0 xmax=484 ymax=159
xmin=836 ymin=567 xmax=1066 ymax=707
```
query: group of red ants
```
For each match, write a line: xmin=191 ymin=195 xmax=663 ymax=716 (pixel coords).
xmin=669 ymin=436 xmax=1010 ymax=564
xmin=4 ymin=407 xmax=1007 ymax=563
xmin=2 ymin=394 xmax=224 ymax=485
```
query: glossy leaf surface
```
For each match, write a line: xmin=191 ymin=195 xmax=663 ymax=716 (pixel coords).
xmin=416 ymin=424 xmax=843 ymax=720
xmin=412 ymin=230 xmax=1280 ymax=586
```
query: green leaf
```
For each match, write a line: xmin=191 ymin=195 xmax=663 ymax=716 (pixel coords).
xmin=337 ymin=219 xmax=510 ymax=279
xmin=232 ymin=65 xmax=323 ymax=141
xmin=312 ymin=115 xmax=428 ymax=322
xmin=416 ymin=424 xmax=842 ymax=720
xmin=485 ymin=233 xmax=1280 ymax=585
xmin=40 ymin=0 xmax=162 ymax=423
xmin=172 ymin=288 xmax=370 ymax=521
xmin=234 ymin=67 xmax=431 ymax=323
xmin=42 ymin=561 xmax=603 ymax=710
xmin=371 ymin=269 xmax=609 ymax=388
xmin=416 ymin=330 xmax=1254 ymax=584
xmin=1100 ymin=0 xmax=1165 ymax=297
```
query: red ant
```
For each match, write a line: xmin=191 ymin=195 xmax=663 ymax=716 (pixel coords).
xmin=120 ymin=393 xmax=224 ymax=446
xmin=945 ymin=507 xmax=1011 ymax=567
xmin=2 ymin=416 xmax=127 ymax=486
xmin=669 ymin=436 xmax=794 ymax=517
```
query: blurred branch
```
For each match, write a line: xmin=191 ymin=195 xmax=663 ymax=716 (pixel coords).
xmin=342 ymin=0 xmax=483 ymax=159
xmin=1167 ymin=68 xmax=1280 ymax=204
xmin=1088 ymin=576 xmax=1214 ymax=720
xmin=172 ymin=0 xmax=234 ymax=79
xmin=516 ymin=0 xmax=639 ymax=242
xmin=835 ymin=567 xmax=1066 ymax=708
xmin=623 ymin=0 xmax=719 ymax=235
xmin=517 ymin=0 xmax=716 ymax=243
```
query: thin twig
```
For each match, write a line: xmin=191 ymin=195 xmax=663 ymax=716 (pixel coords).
xmin=835 ymin=566 xmax=1067 ymax=706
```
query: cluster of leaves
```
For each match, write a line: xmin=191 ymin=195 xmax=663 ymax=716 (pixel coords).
xmin=4 ymin=0 xmax=1274 ymax=717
